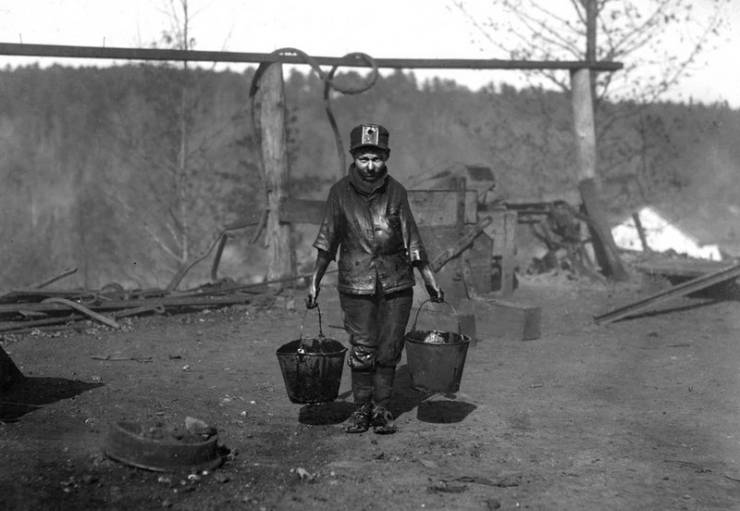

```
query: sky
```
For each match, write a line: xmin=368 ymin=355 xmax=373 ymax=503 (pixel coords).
xmin=0 ymin=0 xmax=738 ymax=107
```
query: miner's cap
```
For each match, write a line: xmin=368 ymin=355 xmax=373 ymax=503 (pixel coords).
xmin=349 ymin=123 xmax=390 ymax=154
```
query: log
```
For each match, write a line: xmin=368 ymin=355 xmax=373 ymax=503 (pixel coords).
xmin=579 ymin=179 xmax=629 ymax=281
xmin=256 ymin=62 xmax=295 ymax=284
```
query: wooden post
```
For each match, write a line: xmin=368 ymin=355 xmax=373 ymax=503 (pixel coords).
xmin=455 ymin=177 xmax=468 ymax=299
xmin=632 ymin=211 xmax=651 ymax=253
xmin=571 ymin=68 xmax=629 ymax=281
xmin=256 ymin=63 xmax=295 ymax=284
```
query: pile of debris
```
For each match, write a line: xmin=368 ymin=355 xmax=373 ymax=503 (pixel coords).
xmin=0 ymin=267 xmax=271 ymax=335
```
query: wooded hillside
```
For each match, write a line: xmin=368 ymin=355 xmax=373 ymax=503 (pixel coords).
xmin=1 ymin=64 xmax=738 ymax=289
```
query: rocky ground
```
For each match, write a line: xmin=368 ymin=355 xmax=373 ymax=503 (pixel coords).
xmin=2 ymin=273 xmax=740 ymax=510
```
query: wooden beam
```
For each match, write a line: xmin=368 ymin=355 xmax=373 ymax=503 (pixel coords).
xmin=256 ymin=63 xmax=295 ymax=284
xmin=632 ymin=211 xmax=651 ymax=253
xmin=579 ymin=179 xmax=629 ymax=280
xmin=594 ymin=262 xmax=740 ymax=325
xmin=492 ymin=210 xmax=518 ymax=296
xmin=571 ymin=68 xmax=628 ymax=281
xmin=571 ymin=68 xmax=597 ymax=181
xmin=0 ymin=43 xmax=623 ymax=71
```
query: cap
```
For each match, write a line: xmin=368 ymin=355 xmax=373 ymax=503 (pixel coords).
xmin=349 ymin=123 xmax=390 ymax=153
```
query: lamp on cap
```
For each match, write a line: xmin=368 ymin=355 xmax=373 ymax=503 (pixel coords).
xmin=349 ymin=123 xmax=390 ymax=153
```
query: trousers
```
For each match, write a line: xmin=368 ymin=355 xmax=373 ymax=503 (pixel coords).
xmin=340 ymin=285 xmax=413 ymax=407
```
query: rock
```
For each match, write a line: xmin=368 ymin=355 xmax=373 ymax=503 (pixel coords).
xmin=214 ymin=472 xmax=231 ymax=484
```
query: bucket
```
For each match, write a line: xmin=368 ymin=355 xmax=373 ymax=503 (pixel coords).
xmin=404 ymin=300 xmax=471 ymax=394
xmin=276 ymin=305 xmax=347 ymax=404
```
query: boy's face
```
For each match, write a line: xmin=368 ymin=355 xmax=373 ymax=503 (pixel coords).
xmin=353 ymin=149 xmax=388 ymax=182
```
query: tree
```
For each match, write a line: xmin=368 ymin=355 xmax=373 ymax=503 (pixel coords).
xmin=451 ymin=0 xmax=731 ymax=205
xmin=451 ymin=0 xmax=730 ymax=105
xmin=105 ymin=0 xmax=257 ymax=288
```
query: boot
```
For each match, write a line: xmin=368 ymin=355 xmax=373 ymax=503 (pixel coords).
xmin=345 ymin=370 xmax=374 ymax=433
xmin=345 ymin=402 xmax=373 ymax=433
xmin=371 ymin=405 xmax=397 ymax=435
xmin=372 ymin=366 xmax=395 ymax=409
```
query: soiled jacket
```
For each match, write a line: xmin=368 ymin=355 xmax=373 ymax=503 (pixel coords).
xmin=313 ymin=166 xmax=428 ymax=295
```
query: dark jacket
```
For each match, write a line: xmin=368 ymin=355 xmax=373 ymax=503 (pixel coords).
xmin=313 ymin=166 xmax=428 ymax=295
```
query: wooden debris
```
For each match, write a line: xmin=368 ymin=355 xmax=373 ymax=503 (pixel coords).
xmin=430 ymin=216 xmax=492 ymax=273
xmin=42 ymin=297 xmax=121 ymax=329
xmin=30 ymin=267 xmax=78 ymax=289
xmin=595 ymin=262 xmax=740 ymax=325
xmin=0 ymin=277 xmax=267 ymax=334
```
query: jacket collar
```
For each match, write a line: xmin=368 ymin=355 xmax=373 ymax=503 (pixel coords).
xmin=348 ymin=164 xmax=389 ymax=196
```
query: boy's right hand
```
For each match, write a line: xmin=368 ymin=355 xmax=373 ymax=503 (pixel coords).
xmin=306 ymin=284 xmax=320 ymax=309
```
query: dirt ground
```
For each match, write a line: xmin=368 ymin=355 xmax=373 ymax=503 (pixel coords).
xmin=2 ymin=274 xmax=740 ymax=511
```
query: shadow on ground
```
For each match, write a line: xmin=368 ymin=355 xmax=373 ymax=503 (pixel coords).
xmin=393 ymin=365 xmax=477 ymax=424
xmin=299 ymin=401 xmax=355 ymax=425
xmin=295 ymin=365 xmax=477 ymax=426
xmin=0 ymin=376 xmax=103 ymax=422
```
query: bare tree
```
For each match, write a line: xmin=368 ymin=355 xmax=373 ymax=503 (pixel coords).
xmin=103 ymin=0 xmax=252 ymax=288
xmin=450 ymin=0 xmax=730 ymax=105
xmin=450 ymin=0 xmax=731 ymax=207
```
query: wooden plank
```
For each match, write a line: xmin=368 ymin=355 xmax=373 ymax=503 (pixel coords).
xmin=0 ymin=294 xmax=254 ymax=316
xmin=594 ymin=262 xmax=740 ymax=325
xmin=474 ymin=298 xmax=541 ymax=341
xmin=500 ymin=211 xmax=517 ymax=296
xmin=634 ymin=258 xmax=732 ymax=279
xmin=455 ymin=178 xmax=467 ymax=298
xmin=485 ymin=210 xmax=518 ymax=296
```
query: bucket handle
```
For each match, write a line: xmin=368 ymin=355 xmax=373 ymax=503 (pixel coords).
xmin=409 ymin=298 xmax=460 ymax=334
xmin=298 ymin=304 xmax=325 ymax=352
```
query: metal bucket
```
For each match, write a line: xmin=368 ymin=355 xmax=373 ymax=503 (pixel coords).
xmin=104 ymin=421 xmax=222 ymax=472
xmin=276 ymin=305 xmax=347 ymax=404
xmin=404 ymin=300 xmax=471 ymax=394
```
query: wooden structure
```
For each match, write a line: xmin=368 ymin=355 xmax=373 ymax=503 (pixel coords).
xmin=0 ymin=40 xmax=625 ymax=289
xmin=280 ymin=176 xmax=515 ymax=301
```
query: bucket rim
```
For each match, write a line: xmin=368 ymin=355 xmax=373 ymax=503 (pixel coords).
xmin=405 ymin=330 xmax=471 ymax=346
xmin=276 ymin=338 xmax=348 ymax=356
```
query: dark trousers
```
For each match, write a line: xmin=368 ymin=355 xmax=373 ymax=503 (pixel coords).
xmin=340 ymin=286 xmax=413 ymax=407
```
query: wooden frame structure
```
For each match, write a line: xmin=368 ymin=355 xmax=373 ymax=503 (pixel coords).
xmin=0 ymin=40 xmax=624 ymax=291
